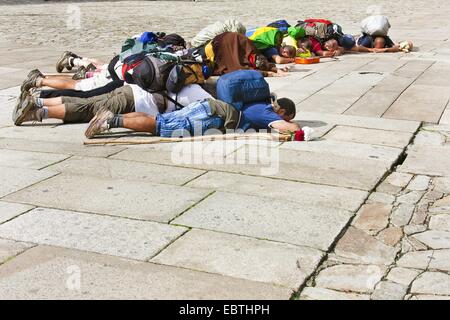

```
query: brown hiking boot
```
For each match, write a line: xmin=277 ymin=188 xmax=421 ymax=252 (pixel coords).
xmin=72 ymin=66 xmax=86 ymax=80
xmin=20 ymin=69 xmax=44 ymax=93
xmin=56 ymin=51 xmax=74 ymax=73
xmin=12 ymin=94 xmax=42 ymax=126
xmin=85 ymin=109 xmax=114 ymax=139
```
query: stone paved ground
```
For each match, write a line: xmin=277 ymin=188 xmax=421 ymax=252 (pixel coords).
xmin=0 ymin=0 xmax=450 ymax=300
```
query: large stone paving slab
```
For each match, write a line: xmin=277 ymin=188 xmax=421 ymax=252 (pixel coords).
xmin=172 ymin=192 xmax=353 ymax=251
xmin=0 ymin=208 xmax=187 ymax=261
xmin=0 ymin=166 xmax=57 ymax=198
xmin=279 ymin=140 xmax=402 ymax=163
xmin=296 ymin=111 xmax=421 ymax=133
xmin=0 ymin=149 xmax=69 ymax=170
xmin=0 ymin=246 xmax=290 ymax=300
xmin=152 ymin=229 xmax=324 ymax=290
xmin=384 ymin=84 xmax=450 ymax=123
xmin=114 ymin=145 xmax=391 ymax=190
xmin=186 ymin=171 xmax=367 ymax=212
xmin=297 ymin=72 xmax=385 ymax=114
xmin=47 ymin=156 xmax=205 ymax=186
xmin=4 ymin=174 xmax=210 ymax=223
xmin=399 ymin=146 xmax=450 ymax=177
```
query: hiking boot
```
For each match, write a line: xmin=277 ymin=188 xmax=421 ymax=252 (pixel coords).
xmin=85 ymin=63 xmax=97 ymax=72
xmin=85 ymin=109 xmax=114 ymax=139
xmin=56 ymin=51 xmax=74 ymax=73
xmin=20 ymin=69 xmax=44 ymax=93
xmin=12 ymin=94 xmax=42 ymax=126
xmin=68 ymin=51 xmax=82 ymax=60
xmin=72 ymin=66 xmax=86 ymax=80
xmin=27 ymin=69 xmax=44 ymax=79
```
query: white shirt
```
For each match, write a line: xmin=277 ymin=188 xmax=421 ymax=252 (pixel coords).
xmin=129 ymin=84 xmax=213 ymax=116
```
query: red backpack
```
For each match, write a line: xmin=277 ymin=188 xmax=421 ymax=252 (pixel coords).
xmin=296 ymin=19 xmax=343 ymax=41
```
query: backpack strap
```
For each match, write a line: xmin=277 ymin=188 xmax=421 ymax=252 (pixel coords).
xmin=161 ymin=91 xmax=186 ymax=110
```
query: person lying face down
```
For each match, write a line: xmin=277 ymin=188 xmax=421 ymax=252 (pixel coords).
xmin=12 ymin=84 xmax=212 ymax=126
xmin=309 ymin=38 xmax=346 ymax=57
xmin=356 ymin=34 xmax=413 ymax=53
xmin=208 ymin=32 xmax=290 ymax=77
xmin=84 ymin=96 xmax=313 ymax=141
xmin=262 ymin=44 xmax=297 ymax=64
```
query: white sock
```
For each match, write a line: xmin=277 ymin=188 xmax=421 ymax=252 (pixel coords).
xmin=72 ymin=58 xmax=89 ymax=68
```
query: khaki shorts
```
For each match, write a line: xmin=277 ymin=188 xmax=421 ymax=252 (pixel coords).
xmin=62 ymin=85 xmax=135 ymax=123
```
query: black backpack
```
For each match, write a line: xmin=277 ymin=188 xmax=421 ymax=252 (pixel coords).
xmin=132 ymin=55 xmax=202 ymax=110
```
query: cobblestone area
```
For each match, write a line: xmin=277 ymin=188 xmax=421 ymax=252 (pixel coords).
xmin=0 ymin=0 xmax=449 ymax=299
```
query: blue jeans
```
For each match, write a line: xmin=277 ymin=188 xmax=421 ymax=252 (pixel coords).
xmin=156 ymin=100 xmax=224 ymax=137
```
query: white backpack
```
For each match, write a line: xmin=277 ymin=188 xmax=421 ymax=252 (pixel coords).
xmin=361 ymin=15 xmax=391 ymax=36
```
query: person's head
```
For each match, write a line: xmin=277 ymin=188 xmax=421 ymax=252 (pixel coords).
xmin=374 ymin=37 xmax=387 ymax=49
xmin=279 ymin=45 xmax=296 ymax=58
xmin=339 ymin=34 xmax=356 ymax=50
xmin=324 ymin=39 xmax=339 ymax=51
xmin=298 ymin=38 xmax=312 ymax=51
xmin=272 ymin=96 xmax=296 ymax=121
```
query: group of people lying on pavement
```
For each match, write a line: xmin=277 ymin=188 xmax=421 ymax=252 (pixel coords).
xmin=12 ymin=16 xmax=413 ymax=142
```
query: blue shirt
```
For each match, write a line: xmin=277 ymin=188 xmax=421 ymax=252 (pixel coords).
xmin=239 ymin=102 xmax=283 ymax=131
xmin=261 ymin=47 xmax=279 ymax=61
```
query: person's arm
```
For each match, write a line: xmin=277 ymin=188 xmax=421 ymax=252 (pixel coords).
xmin=349 ymin=46 xmax=375 ymax=53
xmin=272 ymin=55 xmax=295 ymax=64
xmin=315 ymin=50 xmax=336 ymax=57
xmin=270 ymin=120 xmax=300 ymax=133
xmin=373 ymin=46 xmax=401 ymax=53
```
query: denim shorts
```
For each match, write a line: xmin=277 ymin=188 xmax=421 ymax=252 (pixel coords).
xmin=156 ymin=100 xmax=224 ymax=137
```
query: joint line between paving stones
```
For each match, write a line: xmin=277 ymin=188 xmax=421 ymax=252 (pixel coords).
xmin=0 ymin=243 xmax=39 ymax=268
xmin=0 ymin=171 xmax=61 ymax=201
xmin=166 ymin=223 xmax=327 ymax=255
xmin=180 ymin=170 xmax=209 ymax=187
xmin=0 ymin=204 xmax=35 ymax=226
xmin=37 ymin=154 xmax=73 ymax=171
xmin=105 ymin=151 xmax=373 ymax=191
xmin=146 ymin=228 xmax=191 ymax=262
xmin=380 ymin=60 xmax=437 ymax=118
xmin=437 ymin=96 xmax=450 ymax=124
xmin=168 ymin=190 xmax=216 ymax=224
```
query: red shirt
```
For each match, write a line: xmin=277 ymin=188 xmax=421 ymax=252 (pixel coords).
xmin=310 ymin=37 xmax=323 ymax=54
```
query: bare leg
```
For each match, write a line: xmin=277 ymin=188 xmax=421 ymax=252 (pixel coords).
xmin=41 ymin=77 xmax=79 ymax=90
xmin=46 ymin=105 xmax=66 ymax=120
xmin=122 ymin=114 xmax=157 ymax=134
xmin=42 ymin=97 xmax=63 ymax=106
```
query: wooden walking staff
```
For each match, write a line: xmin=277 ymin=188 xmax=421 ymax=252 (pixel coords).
xmin=83 ymin=132 xmax=293 ymax=146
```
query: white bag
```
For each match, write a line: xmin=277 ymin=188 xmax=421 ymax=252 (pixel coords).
xmin=190 ymin=19 xmax=246 ymax=48
xmin=361 ymin=15 xmax=391 ymax=36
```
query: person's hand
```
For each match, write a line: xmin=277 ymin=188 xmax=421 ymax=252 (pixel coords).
xmin=296 ymin=48 xmax=306 ymax=55
xmin=280 ymin=66 xmax=290 ymax=72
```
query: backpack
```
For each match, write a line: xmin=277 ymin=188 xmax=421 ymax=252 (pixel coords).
xmin=132 ymin=55 xmax=205 ymax=110
xmin=166 ymin=63 xmax=206 ymax=94
xmin=296 ymin=19 xmax=343 ymax=41
xmin=267 ymin=20 xmax=291 ymax=34
xmin=131 ymin=55 xmax=176 ymax=93
xmin=361 ymin=15 xmax=391 ymax=36
xmin=216 ymin=70 xmax=271 ymax=111
xmin=121 ymin=51 xmax=148 ymax=84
